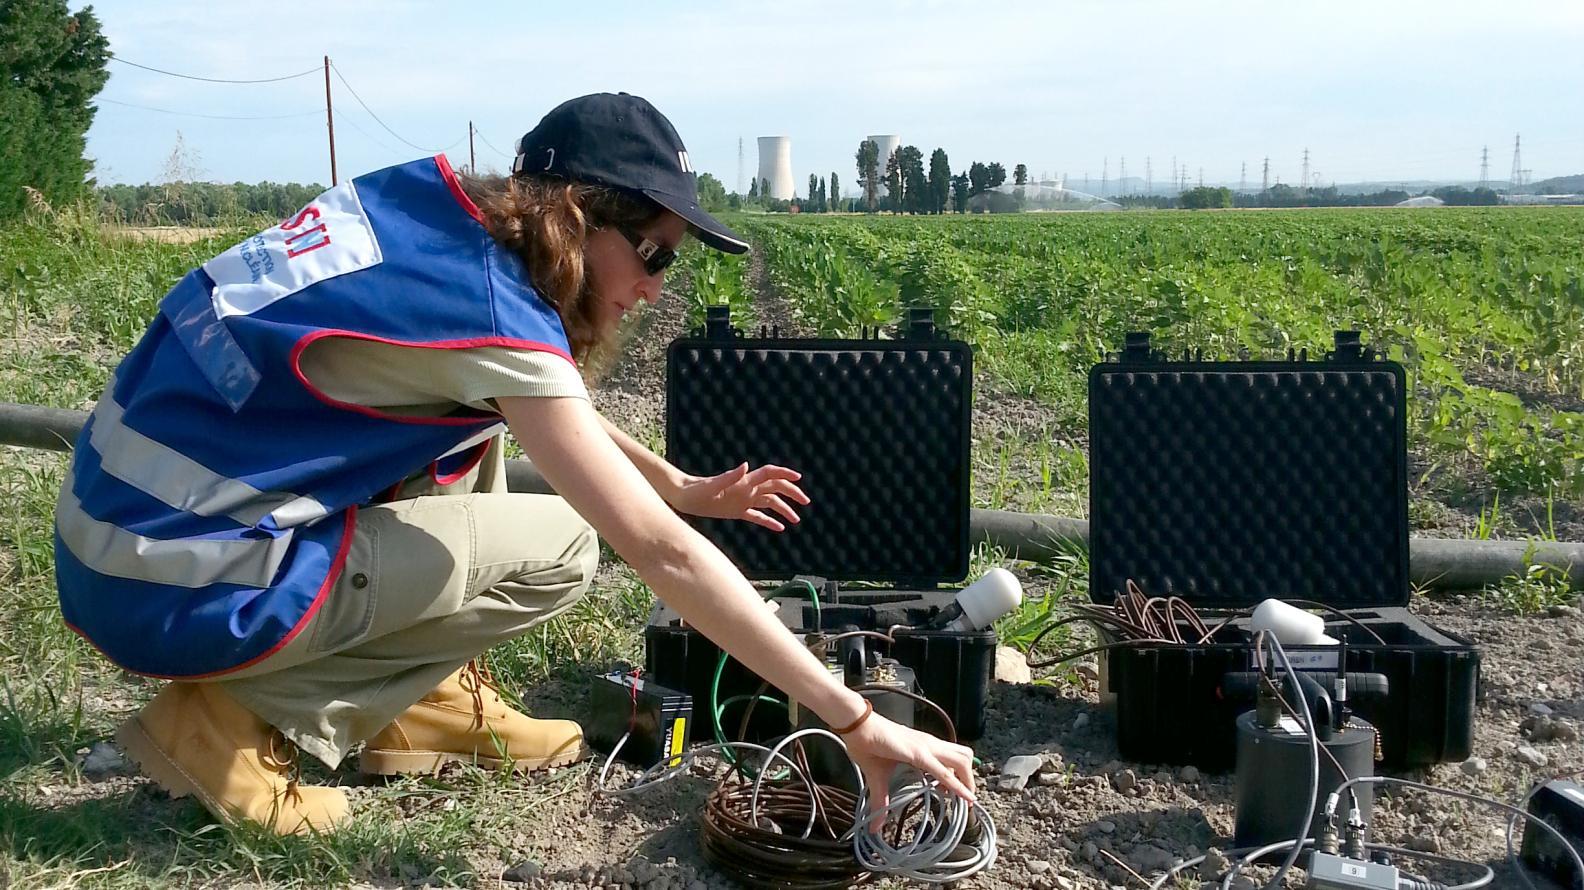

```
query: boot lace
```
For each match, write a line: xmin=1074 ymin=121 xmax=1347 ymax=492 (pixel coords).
xmin=459 ymin=658 xmax=506 ymax=730
xmin=262 ymin=729 xmax=304 ymax=803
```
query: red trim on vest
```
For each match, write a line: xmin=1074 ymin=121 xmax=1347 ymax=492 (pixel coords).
xmin=435 ymin=154 xmax=484 ymax=225
xmin=290 ymin=329 xmax=578 ymax=427
xmin=432 ymin=438 xmax=491 ymax=486
xmin=63 ymin=507 xmax=359 ymax=681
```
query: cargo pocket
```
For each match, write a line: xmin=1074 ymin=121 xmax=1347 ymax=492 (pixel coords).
xmin=307 ymin=518 xmax=380 ymax=654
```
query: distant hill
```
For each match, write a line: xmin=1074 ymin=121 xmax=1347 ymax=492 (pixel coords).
xmin=1530 ymin=173 xmax=1584 ymax=194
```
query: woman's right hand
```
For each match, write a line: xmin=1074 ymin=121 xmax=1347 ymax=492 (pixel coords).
xmin=837 ymin=711 xmax=977 ymax=828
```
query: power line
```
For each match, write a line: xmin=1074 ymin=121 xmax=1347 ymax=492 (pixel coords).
xmin=475 ymin=131 xmax=515 ymax=160
xmin=328 ymin=61 xmax=465 ymax=154
xmin=97 ymin=97 xmax=321 ymax=121
xmin=330 ymin=109 xmax=411 ymax=161
xmin=109 ymin=54 xmax=320 ymax=84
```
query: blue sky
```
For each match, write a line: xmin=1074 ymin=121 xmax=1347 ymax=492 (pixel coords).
xmin=86 ymin=0 xmax=1584 ymax=194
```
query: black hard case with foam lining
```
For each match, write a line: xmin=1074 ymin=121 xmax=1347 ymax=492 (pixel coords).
xmin=1088 ymin=332 xmax=1480 ymax=769
xmin=643 ymin=308 xmax=995 ymax=742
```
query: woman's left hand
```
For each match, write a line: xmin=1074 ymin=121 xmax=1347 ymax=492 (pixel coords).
xmin=667 ymin=463 xmax=810 ymax=531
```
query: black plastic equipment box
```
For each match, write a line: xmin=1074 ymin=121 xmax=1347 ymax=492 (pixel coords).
xmin=1088 ymin=332 xmax=1481 ymax=769
xmin=643 ymin=307 xmax=996 ymax=742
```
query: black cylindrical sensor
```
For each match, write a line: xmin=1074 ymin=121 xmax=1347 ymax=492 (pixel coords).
xmin=1233 ymin=710 xmax=1377 ymax=850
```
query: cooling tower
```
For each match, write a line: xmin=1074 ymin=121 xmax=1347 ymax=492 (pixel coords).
xmin=756 ymin=136 xmax=794 ymax=201
xmin=866 ymin=135 xmax=901 ymax=196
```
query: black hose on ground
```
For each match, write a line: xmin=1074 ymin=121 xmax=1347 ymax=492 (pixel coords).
xmin=3 ymin=401 xmax=1580 ymax=590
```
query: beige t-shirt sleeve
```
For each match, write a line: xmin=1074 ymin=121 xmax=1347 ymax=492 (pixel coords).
xmin=297 ymin=338 xmax=588 ymax=417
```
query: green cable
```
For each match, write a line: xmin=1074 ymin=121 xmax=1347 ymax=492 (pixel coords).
xmin=709 ymin=579 xmax=822 ymax=767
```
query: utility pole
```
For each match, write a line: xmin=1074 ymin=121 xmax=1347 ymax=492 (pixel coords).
xmin=1145 ymin=157 xmax=1152 ymax=196
xmin=1198 ymin=167 xmax=1203 ymax=188
xmin=1479 ymin=146 xmax=1489 ymax=190
xmin=1509 ymin=134 xmax=1523 ymax=193
xmin=468 ymin=121 xmax=476 ymax=174
xmin=1262 ymin=157 xmax=1270 ymax=191
xmin=1300 ymin=148 xmax=1310 ymax=197
xmin=1119 ymin=157 xmax=1127 ymax=197
xmin=1171 ymin=155 xmax=1177 ymax=193
xmin=1240 ymin=161 xmax=1247 ymax=193
xmin=323 ymin=55 xmax=338 ymax=186
xmin=737 ymin=137 xmax=745 ymax=194
xmin=1101 ymin=157 xmax=1108 ymax=198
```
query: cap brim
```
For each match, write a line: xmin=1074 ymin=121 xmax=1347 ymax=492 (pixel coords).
xmin=642 ymin=188 xmax=750 ymax=254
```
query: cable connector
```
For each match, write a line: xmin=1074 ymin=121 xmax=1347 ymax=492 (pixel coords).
xmin=1343 ymin=808 xmax=1368 ymax=861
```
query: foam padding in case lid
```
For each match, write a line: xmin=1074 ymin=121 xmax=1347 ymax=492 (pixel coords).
xmin=1088 ymin=361 xmax=1409 ymax=608
xmin=667 ymin=338 xmax=972 ymax=583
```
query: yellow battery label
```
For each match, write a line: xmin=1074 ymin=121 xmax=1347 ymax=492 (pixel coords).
xmin=667 ymin=717 xmax=686 ymax=767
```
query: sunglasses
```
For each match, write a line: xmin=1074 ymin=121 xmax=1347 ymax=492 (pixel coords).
xmin=616 ymin=226 xmax=678 ymax=277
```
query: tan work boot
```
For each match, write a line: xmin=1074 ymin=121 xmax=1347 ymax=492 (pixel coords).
xmin=116 ymin=682 xmax=349 ymax=835
xmin=359 ymin=661 xmax=587 ymax=775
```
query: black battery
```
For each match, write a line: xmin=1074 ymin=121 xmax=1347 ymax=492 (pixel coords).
xmin=585 ymin=670 xmax=693 ymax=769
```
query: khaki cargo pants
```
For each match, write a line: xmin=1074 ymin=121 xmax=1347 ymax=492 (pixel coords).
xmin=210 ymin=436 xmax=599 ymax=768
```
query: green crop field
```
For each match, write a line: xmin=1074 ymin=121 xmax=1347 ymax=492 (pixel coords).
xmin=2 ymin=204 xmax=1581 ymax=886
xmin=685 ymin=209 xmax=1584 ymax=511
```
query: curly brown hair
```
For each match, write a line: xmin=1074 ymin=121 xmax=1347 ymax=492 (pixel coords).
xmin=459 ymin=173 xmax=661 ymax=368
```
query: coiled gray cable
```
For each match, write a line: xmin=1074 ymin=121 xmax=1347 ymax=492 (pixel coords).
xmin=595 ymin=726 xmax=997 ymax=884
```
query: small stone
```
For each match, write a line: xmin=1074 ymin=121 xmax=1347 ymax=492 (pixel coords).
xmin=1073 ymin=713 xmax=1092 ymax=731
xmin=1003 ymin=754 xmax=1044 ymax=780
xmin=996 ymin=646 xmax=1033 ymax=684
xmin=1028 ymin=859 xmax=1052 ymax=873
xmin=1549 ymin=721 xmax=1578 ymax=742
xmin=1516 ymin=745 xmax=1549 ymax=768
xmin=688 ymin=882 xmax=708 ymax=890
xmin=1074 ymin=662 xmax=1100 ymax=682
xmin=80 ymin=741 xmax=126 ymax=778
xmin=1082 ymin=841 xmax=1100 ymax=862
xmin=613 ymin=867 xmax=635 ymax=885
xmin=630 ymin=858 xmax=659 ymax=883
xmin=1405 ymin=835 xmax=1442 ymax=854
xmin=502 ymin=861 xmax=542 ymax=883
xmin=1180 ymin=765 xmax=1201 ymax=783
xmin=1201 ymin=847 xmax=1231 ymax=879
xmin=1053 ymin=878 xmax=1075 ymax=890
xmin=1529 ymin=703 xmax=1555 ymax=717
xmin=1114 ymin=769 xmax=1138 ymax=793
xmin=1546 ymin=604 xmax=1578 ymax=618
xmin=1130 ymin=844 xmax=1175 ymax=873
xmin=1036 ymin=770 xmax=1065 ymax=786
xmin=1096 ymin=819 xmax=1117 ymax=834
xmin=1461 ymin=757 xmax=1488 ymax=775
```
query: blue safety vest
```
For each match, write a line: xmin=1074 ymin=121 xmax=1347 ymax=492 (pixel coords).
xmin=55 ymin=155 xmax=575 ymax=678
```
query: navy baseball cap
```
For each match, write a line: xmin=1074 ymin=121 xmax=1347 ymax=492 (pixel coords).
xmin=513 ymin=93 xmax=749 ymax=254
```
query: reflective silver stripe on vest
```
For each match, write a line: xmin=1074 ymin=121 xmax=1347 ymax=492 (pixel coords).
xmin=55 ymin=468 xmax=293 ymax=588
xmin=89 ymin=391 xmax=330 ymax=530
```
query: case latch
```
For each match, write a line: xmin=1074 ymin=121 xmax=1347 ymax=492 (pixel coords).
xmin=704 ymin=305 xmax=735 ymax=340
xmin=902 ymin=307 xmax=937 ymax=340
xmin=1330 ymin=330 xmax=1365 ymax=361
xmin=1122 ymin=331 xmax=1154 ymax=363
